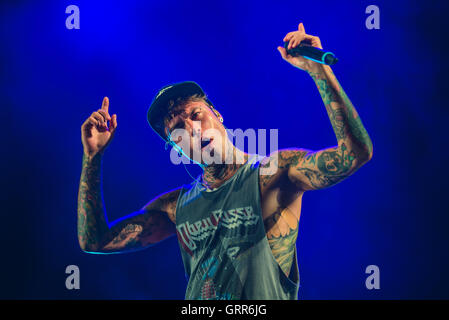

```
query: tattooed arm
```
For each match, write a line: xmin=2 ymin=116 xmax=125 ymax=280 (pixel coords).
xmin=285 ymin=64 xmax=372 ymax=191
xmin=78 ymin=97 xmax=180 ymax=254
xmin=77 ymin=153 xmax=180 ymax=253
xmin=259 ymin=65 xmax=372 ymax=276
xmin=258 ymin=22 xmax=373 ymax=279
xmin=261 ymin=63 xmax=373 ymax=191
xmin=270 ymin=22 xmax=373 ymax=191
xmin=77 ymin=152 xmax=180 ymax=253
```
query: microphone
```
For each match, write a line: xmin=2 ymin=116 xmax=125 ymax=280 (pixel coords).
xmin=284 ymin=41 xmax=338 ymax=65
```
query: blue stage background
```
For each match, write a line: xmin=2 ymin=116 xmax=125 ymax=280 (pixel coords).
xmin=1 ymin=0 xmax=448 ymax=299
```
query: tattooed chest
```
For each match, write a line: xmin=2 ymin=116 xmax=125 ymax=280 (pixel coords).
xmin=262 ymin=206 xmax=300 ymax=277
xmin=259 ymin=174 xmax=303 ymax=277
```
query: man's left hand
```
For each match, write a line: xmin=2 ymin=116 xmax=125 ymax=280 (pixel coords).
xmin=278 ymin=22 xmax=324 ymax=74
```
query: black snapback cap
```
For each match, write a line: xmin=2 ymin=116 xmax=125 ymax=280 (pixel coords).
xmin=147 ymin=81 xmax=212 ymax=142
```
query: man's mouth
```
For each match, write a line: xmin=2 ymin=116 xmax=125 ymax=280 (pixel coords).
xmin=201 ymin=137 xmax=213 ymax=150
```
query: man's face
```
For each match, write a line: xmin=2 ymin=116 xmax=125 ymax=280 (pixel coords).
xmin=164 ymin=101 xmax=228 ymax=165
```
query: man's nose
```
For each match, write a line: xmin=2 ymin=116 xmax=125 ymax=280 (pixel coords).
xmin=185 ymin=119 xmax=201 ymax=138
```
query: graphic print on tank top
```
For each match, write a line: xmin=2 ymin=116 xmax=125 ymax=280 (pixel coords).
xmin=177 ymin=204 xmax=262 ymax=299
xmin=175 ymin=154 xmax=300 ymax=300
xmin=176 ymin=206 xmax=259 ymax=256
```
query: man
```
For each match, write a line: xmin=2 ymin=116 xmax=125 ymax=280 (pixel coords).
xmin=78 ymin=22 xmax=373 ymax=300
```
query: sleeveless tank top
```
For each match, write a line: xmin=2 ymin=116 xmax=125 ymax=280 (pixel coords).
xmin=175 ymin=153 xmax=300 ymax=300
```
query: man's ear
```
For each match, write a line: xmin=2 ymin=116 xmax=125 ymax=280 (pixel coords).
xmin=210 ymin=107 xmax=223 ymax=123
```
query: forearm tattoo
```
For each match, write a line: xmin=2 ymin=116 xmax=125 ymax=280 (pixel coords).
xmin=77 ymin=153 xmax=109 ymax=251
xmin=77 ymin=154 xmax=178 ymax=252
xmin=309 ymin=68 xmax=373 ymax=156
xmin=258 ymin=68 xmax=374 ymax=275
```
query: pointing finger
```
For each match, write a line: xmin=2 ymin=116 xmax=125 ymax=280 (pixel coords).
xmin=101 ymin=96 xmax=109 ymax=113
xmin=298 ymin=22 xmax=305 ymax=33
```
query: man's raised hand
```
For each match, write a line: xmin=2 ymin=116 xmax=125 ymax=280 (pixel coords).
xmin=277 ymin=22 xmax=324 ymax=73
xmin=81 ymin=97 xmax=118 ymax=158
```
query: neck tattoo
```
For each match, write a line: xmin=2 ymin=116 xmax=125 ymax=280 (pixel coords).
xmin=200 ymin=152 xmax=248 ymax=190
